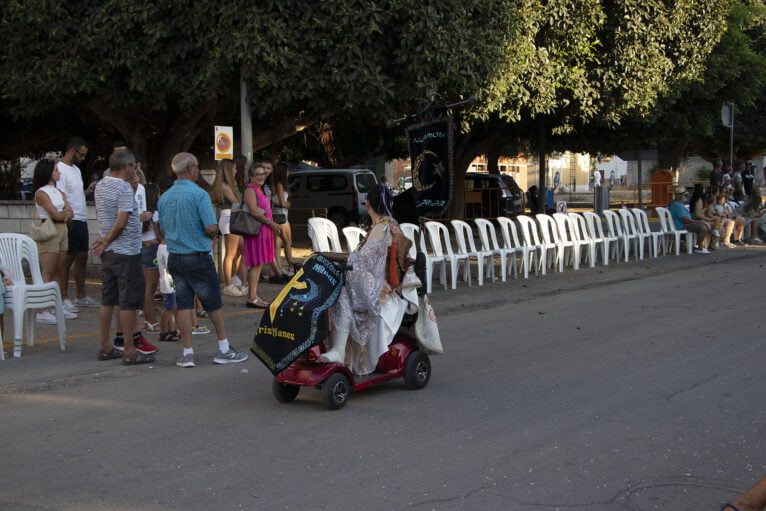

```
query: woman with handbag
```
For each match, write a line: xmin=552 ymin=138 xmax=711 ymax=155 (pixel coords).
xmin=242 ymin=163 xmax=283 ymax=309
xmin=32 ymin=159 xmax=76 ymax=324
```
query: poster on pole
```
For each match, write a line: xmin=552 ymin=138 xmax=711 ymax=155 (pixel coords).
xmin=215 ymin=126 xmax=234 ymax=160
xmin=406 ymin=116 xmax=454 ymax=218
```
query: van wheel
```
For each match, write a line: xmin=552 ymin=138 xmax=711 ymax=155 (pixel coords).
xmin=328 ymin=208 xmax=349 ymax=228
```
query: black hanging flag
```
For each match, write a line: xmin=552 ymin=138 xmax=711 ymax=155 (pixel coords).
xmin=406 ymin=116 xmax=454 ymax=218
xmin=250 ymin=254 xmax=345 ymax=375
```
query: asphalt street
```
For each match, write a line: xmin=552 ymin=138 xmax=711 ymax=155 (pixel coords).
xmin=1 ymin=245 xmax=764 ymax=510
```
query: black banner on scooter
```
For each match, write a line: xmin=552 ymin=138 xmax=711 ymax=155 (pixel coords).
xmin=251 ymin=254 xmax=345 ymax=375
xmin=406 ymin=116 xmax=454 ymax=218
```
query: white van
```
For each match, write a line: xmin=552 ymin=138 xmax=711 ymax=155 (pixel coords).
xmin=288 ymin=168 xmax=378 ymax=227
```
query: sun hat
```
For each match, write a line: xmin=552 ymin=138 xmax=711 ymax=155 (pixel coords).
xmin=674 ymin=186 xmax=687 ymax=194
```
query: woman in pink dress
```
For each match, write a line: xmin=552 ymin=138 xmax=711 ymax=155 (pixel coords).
xmin=243 ymin=163 xmax=283 ymax=308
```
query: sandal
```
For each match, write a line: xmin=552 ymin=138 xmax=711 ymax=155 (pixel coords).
xmin=143 ymin=321 xmax=160 ymax=333
xmin=97 ymin=347 xmax=123 ymax=361
xmin=196 ymin=309 xmax=210 ymax=319
xmin=122 ymin=352 xmax=155 ymax=365
xmin=246 ymin=298 xmax=270 ymax=309
xmin=720 ymin=505 xmax=740 ymax=511
xmin=159 ymin=330 xmax=180 ymax=342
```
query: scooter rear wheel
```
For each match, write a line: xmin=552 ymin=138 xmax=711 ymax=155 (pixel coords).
xmin=404 ymin=350 xmax=431 ymax=389
xmin=272 ymin=380 xmax=300 ymax=403
xmin=322 ymin=372 xmax=350 ymax=410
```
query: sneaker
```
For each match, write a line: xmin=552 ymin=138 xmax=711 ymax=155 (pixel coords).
xmin=213 ymin=347 xmax=248 ymax=364
xmin=232 ymin=275 xmax=243 ymax=287
xmin=113 ymin=337 xmax=125 ymax=352
xmin=222 ymin=284 xmax=245 ymax=297
xmin=135 ymin=336 xmax=158 ymax=355
xmin=192 ymin=325 xmax=210 ymax=335
xmin=36 ymin=310 xmax=57 ymax=324
xmin=694 ymin=248 xmax=711 ymax=254
xmin=176 ymin=353 xmax=195 ymax=368
xmin=62 ymin=308 xmax=78 ymax=320
xmin=196 ymin=309 xmax=210 ymax=319
xmin=238 ymin=285 xmax=249 ymax=296
xmin=63 ymin=299 xmax=79 ymax=313
xmin=74 ymin=296 xmax=100 ymax=308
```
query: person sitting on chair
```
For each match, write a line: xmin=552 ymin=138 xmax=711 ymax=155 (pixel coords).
xmin=318 ymin=184 xmax=413 ymax=375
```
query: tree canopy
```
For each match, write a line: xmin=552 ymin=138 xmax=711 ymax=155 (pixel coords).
xmin=0 ymin=0 xmax=734 ymax=180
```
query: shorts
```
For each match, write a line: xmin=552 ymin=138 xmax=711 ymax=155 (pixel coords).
xmin=162 ymin=292 xmax=176 ymax=311
xmin=219 ymin=209 xmax=231 ymax=235
xmin=273 ymin=209 xmax=288 ymax=225
xmin=36 ymin=222 xmax=68 ymax=254
xmin=685 ymin=222 xmax=704 ymax=234
xmin=100 ymin=251 xmax=145 ymax=309
xmin=167 ymin=252 xmax=223 ymax=313
xmin=141 ymin=243 xmax=159 ymax=269
xmin=67 ymin=220 xmax=89 ymax=255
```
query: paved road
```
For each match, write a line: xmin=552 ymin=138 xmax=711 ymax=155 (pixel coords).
xmin=1 ymin=247 xmax=764 ymax=510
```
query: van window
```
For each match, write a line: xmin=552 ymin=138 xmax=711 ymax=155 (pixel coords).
xmin=355 ymin=173 xmax=377 ymax=193
xmin=288 ymin=175 xmax=301 ymax=193
xmin=307 ymin=175 xmax=347 ymax=192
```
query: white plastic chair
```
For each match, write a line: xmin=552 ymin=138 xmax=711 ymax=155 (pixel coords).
xmin=400 ymin=222 xmax=446 ymax=294
xmin=603 ymin=210 xmax=636 ymax=262
xmin=631 ymin=209 xmax=664 ymax=258
xmin=0 ymin=233 xmax=66 ymax=359
xmin=307 ymin=217 xmax=343 ymax=253
xmin=617 ymin=209 xmax=649 ymax=260
xmin=424 ymin=221 xmax=469 ymax=290
xmin=655 ymin=207 xmax=693 ymax=255
xmin=497 ymin=217 xmax=530 ymax=278
xmin=451 ymin=219 xmax=495 ymax=286
xmin=583 ymin=211 xmax=618 ymax=265
xmin=474 ymin=218 xmax=517 ymax=281
xmin=341 ymin=226 xmax=366 ymax=252
xmin=536 ymin=214 xmax=570 ymax=272
xmin=516 ymin=215 xmax=547 ymax=275
xmin=552 ymin=213 xmax=585 ymax=270
xmin=567 ymin=213 xmax=597 ymax=268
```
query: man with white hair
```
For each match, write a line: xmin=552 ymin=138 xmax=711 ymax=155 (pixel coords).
xmin=157 ymin=152 xmax=247 ymax=368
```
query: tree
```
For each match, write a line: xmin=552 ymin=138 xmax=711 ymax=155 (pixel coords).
xmin=0 ymin=0 xmax=516 ymax=178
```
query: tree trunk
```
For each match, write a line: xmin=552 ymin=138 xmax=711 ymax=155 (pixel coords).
xmin=658 ymin=139 xmax=690 ymax=171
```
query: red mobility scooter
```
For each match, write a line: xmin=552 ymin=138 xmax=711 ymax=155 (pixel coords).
xmin=250 ymin=254 xmax=432 ymax=410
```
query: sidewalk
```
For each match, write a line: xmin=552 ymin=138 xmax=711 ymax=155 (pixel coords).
xmin=2 ymin=242 xmax=764 ymax=393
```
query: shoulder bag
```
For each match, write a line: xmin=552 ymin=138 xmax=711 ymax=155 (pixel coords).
xmin=230 ymin=202 xmax=264 ymax=237
xmin=29 ymin=208 xmax=57 ymax=242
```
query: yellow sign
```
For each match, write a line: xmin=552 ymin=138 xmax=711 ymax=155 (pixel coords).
xmin=214 ymin=126 xmax=234 ymax=160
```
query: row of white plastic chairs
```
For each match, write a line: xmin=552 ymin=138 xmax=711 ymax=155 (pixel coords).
xmin=307 ymin=208 xmax=694 ymax=294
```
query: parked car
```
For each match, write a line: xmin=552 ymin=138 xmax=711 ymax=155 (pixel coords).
xmin=288 ymin=168 xmax=378 ymax=227
xmin=464 ymin=172 xmax=525 ymax=218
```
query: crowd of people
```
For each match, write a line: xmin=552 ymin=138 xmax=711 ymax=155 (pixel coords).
xmin=26 ymin=137 xmax=300 ymax=367
xmin=667 ymin=159 xmax=766 ymax=254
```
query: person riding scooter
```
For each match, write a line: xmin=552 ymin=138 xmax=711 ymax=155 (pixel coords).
xmin=319 ymin=184 xmax=415 ymax=374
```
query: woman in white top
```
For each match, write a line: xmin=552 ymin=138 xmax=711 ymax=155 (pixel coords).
xmin=32 ymin=160 xmax=75 ymax=323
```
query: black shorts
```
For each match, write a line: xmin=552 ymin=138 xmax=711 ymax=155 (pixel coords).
xmin=67 ymin=220 xmax=90 ymax=255
xmin=100 ymin=252 xmax=145 ymax=309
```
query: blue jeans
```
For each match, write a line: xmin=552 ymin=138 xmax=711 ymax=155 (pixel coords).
xmin=167 ymin=253 xmax=223 ymax=312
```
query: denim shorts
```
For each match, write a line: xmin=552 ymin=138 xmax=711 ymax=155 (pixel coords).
xmin=141 ymin=243 xmax=159 ymax=269
xmin=100 ymin=252 xmax=144 ymax=309
xmin=162 ymin=292 xmax=176 ymax=310
xmin=167 ymin=252 xmax=223 ymax=312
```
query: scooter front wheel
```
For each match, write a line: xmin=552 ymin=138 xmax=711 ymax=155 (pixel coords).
xmin=272 ymin=380 xmax=300 ymax=403
xmin=404 ymin=350 xmax=431 ymax=389
xmin=322 ymin=372 xmax=350 ymax=410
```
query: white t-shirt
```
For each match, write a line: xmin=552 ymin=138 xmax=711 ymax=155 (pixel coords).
xmin=35 ymin=185 xmax=65 ymax=219
xmin=594 ymin=170 xmax=602 ymax=187
xmin=56 ymin=162 xmax=86 ymax=221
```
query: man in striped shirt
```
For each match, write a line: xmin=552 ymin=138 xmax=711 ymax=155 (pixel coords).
xmin=92 ymin=149 xmax=155 ymax=365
